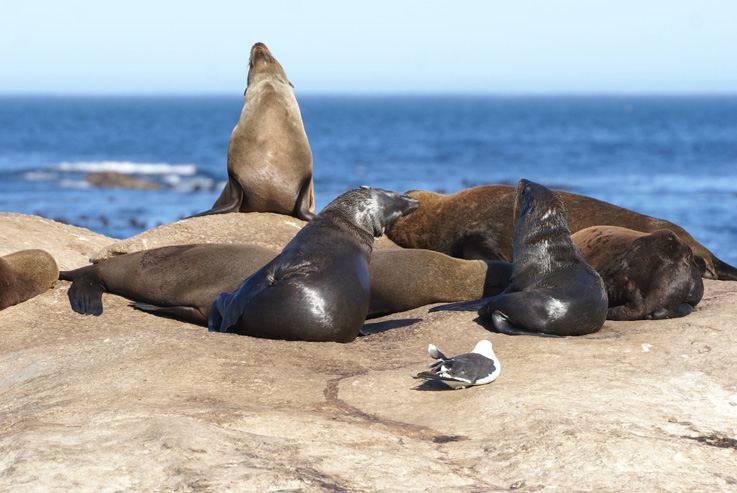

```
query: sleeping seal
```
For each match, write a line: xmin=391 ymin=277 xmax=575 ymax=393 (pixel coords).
xmin=477 ymin=180 xmax=608 ymax=337
xmin=1 ymin=249 xmax=58 ymax=310
xmin=572 ymin=226 xmax=703 ymax=320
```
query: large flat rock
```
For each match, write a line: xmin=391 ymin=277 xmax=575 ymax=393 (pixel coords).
xmin=1 ymin=216 xmax=735 ymax=491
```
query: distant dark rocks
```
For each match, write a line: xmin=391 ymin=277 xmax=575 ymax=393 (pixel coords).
xmin=84 ymin=172 xmax=162 ymax=190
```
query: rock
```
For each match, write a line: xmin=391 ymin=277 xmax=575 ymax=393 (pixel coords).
xmin=1 ymin=215 xmax=736 ymax=491
xmin=90 ymin=212 xmax=401 ymax=263
xmin=0 ymin=213 xmax=113 ymax=270
xmin=84 ymin=171 xmax=162 ymax=190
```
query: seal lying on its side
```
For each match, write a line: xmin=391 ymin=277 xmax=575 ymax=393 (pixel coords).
xmin=478 ymin=180 xmax=608 ymax=337
xmin=61 ymin=246 xmax=513 ymax=323
xmin=385 ymin=185 xmax=737 ymax=281
xmin=209 ymin=187 xmax=419 ymax=342
xmin=572 ymin=226 xmax=703 ymax=320
xmin=0 ymin=249 xmax=58 ymax=310
xmin=191 ymin=42 xmax=315 ymax=221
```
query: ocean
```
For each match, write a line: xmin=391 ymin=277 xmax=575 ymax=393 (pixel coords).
xmin=1 ymin=95 xmax=736 ymax=266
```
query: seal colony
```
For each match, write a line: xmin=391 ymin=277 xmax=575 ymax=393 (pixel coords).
xmin=5 ymin=40 xmax=737 ymax=351
xmin=477 ymin=180 xmax=608 ymax=337
xmin=191 ymin=43 xmax=315 ymax=221
xmin=385 ymin=185 xmax=737 ymax=281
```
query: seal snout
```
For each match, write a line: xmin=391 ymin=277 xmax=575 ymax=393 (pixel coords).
xmin=249 ymin=42 xmax=276 ymax=68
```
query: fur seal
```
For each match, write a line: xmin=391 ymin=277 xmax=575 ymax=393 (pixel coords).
xmin=61 ymin=244 xmax=278 ymax=323
xmin=571 ymin=226 xmax=703 ymax=320
xmin=61 ymin=246 xmax=513 ymax=323
xmin=1 ymin=249 xmax=58 ymax=310
xmin=192 ymin=42 xmax=315 ymax=221
xmin=385 ymin=185 xmax=737 ymax=281
xmin=208 ymin=187 xmax=419 ymax=342
xmin=477 ymin=180 xmax=608 ymax=337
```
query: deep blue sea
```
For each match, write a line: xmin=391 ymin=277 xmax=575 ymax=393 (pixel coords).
xmin=1 ymin=95 xmax=736 ymax=266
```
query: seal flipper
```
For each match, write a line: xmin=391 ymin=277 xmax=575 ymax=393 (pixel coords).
xmin=713 ymin=257 xmax=737 ymax=281
xmin=67 ymin=273 xmax=106 ymax=316
xmin=485 ymin=310 xmax=562 ymax=338
xmin=133 ymin=303 xmax=208 ymax=325
xmin=294 ymin=178 xmax=316 ymax=221
xmin=188 ymin=178 xmax=244 ymax=218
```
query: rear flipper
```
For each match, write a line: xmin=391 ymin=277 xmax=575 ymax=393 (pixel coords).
xmin=294 ymin=178 xmax=316 ymax=221
xmin=485 ymin=310 xmax=562 ymax=338
xmin=187 ymin=178 xmax=244 ymax=218
xmin=67 ymin=273 xmax=106 ymax=316
xmin=133 ymin=303 xmax=208 ymax=325
xmin=713 ymin=257 xmax=737 ymax=281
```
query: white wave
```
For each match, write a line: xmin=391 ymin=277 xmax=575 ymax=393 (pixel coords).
xmin=23 ymin=171 xmax=59 ymax=181
xmin=54 ymin=161 xmax=198 ymax=176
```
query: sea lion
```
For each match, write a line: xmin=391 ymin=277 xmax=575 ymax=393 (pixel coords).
xmin=385 ymin=185 xmax=737 ymax=281
xmin=208 ymin=187 xmax=419 ymax=342
xmin=60 ymin=246 xmax=513 ymax=323
xmin=61 ymin=244 xmax=278 ymax=323
xmin=477 ymin=180 xmax=608 ymax=337
xmin=1 ymin=249 xmax=58 ymax=310
xmin=571 ymin=226 xmax=704 ymax=320
xmin=191 ymin=42 xmax=315 ymax=221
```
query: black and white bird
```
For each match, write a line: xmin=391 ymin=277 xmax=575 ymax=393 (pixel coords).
xmin=416 ymin=340 xmax=501 ymax=389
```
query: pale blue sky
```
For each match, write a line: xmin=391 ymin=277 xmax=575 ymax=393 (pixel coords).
xmin=2 ymin=0 xmax=736 ymax=95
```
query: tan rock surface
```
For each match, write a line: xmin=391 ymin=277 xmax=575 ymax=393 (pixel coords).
xmin=1 ymin=216 xmax=736 ymax=492
xmin=90 ymin=212 xmax=400 ymax=263
xmin=0 ymin=213 xmax=112 ymax=270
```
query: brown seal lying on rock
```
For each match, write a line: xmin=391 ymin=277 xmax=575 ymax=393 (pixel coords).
xmin=572 ymin=226 xmax=704 ymax=320
xmin=191 ymin=42 xmax=315 ymax=220
xmin=477 ymin=180 xmax=608 ymax=337
xmin=1 ymin=249 xmax=58 ymax=310
xmin=385 ymin=185 xmax=737 ymax=281
xmin=61 ymin=246 xmax=512 ymax=323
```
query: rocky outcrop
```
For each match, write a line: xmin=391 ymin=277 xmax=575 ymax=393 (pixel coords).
xmin=1 ymin=214 xmax=735 ymax=491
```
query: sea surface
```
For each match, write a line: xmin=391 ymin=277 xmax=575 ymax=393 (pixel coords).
xmin=1 ymin=95 xmax=736 ymax=266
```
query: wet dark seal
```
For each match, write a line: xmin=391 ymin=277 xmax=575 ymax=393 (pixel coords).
xmin=191 ymin=42 xmax=315 ymax=221
xmin=385 ymin=185 xmax=737 ymax=281
xmin=572 ymin=226 xmax=704 ymax=320
xmin=208 ymin=187 xmax=419 ymax=342
xmin=62 ymin=245 xmax=511 ymax=323
xmin=477 ymin=180 xmax=608 ymax=337
xmin=0 ymin=249 xmax=58 ymax=310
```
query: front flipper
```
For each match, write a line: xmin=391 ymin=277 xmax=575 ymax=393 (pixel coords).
xmin=133 ymin=303 xmax=208 ymax=325
xmin=208 ymin=271 xmax=273 ymax=333
xmin=67 ymin=273 xmax=106 ymax=316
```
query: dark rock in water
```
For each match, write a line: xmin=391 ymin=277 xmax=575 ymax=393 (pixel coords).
xmin=84 ymin=172 xmax=162 ymax=190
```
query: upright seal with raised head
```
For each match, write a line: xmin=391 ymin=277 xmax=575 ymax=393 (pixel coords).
xmin=477 ymin=180 xmax=608 ymax=337
xmin=572 ymin=226 xmax=703 ymax=320
xmin=192 ymin=42 xmax=315 ymax=220
xmin=209 ymin=187 xmax=420 ymax=342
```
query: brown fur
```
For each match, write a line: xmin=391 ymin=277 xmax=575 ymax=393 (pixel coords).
xmin=572 ymin=226 xmax=703 ymax=320
xmin=0 ymin=249 xmax=58 ymax=310
xmin=385 ymin=185 xmax=737 ymax=280
xmin=191 ymin=42 xmax=314 ymax=220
